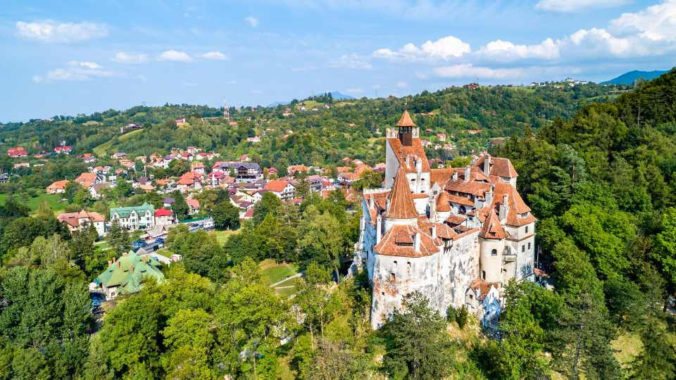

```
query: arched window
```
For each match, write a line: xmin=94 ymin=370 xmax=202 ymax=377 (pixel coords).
xmin=491 ymin=249 xmax=497 ymax=256
xmin=459 ymin=206 xmax=467 ymax=214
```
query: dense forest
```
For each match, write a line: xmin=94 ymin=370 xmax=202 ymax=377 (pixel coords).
xmin=0 ymin=72 xmax=674 ymax=379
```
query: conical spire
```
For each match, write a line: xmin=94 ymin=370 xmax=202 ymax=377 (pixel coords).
xmin=479 ymin=208 xmax=507 ymax=240
xmin=396 ymin=110 xmax=416 ymax=127
xmin=387 ymin=167 xmax=418 ymax=219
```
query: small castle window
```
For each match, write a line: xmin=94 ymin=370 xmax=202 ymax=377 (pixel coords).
xmin=528 ymin=242 xmax=531 ymax=249
xmin=525 ymin=226 xmax=529 ymax=234
xmin=482 ymin=270 xmax=486 ymax=280
xmin=522 ymin=245 xmax=525 ymax=252
xmin=491 ymin=249 xmax=497 ymax=256
xmin=390 ymin=273 xmax=396 ymax=282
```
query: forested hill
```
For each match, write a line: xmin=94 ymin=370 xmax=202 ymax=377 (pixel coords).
xmin=490 ymin=68 xmax=675 ymax=378
xmin=0 ymin=83 xmax=625 ymax=170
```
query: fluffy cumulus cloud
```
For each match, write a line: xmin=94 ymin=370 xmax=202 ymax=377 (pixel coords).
xmin=478 ymin=38 xmax=560 ymax=61
xmin=113 ymin=52 xmax=148 ymax=64
xmin=535 ymin=0 xmax=630 ymax=12
xmin=373 ymin=35 xmax=471 ymax=62
xmin=16 ymin=20 xmax=108 ymax=43
xmin=33 ymin=61 xmax=115 ymax=83
xmin=157 ymin=50 xmax=193 ymax=62
xmin=434 ymin=64 xmax=524 ymax=79
xmin=245 ymin=16 xmax=259 ymax=27
xmin=331 ymin=54 xmax=372 ymax=69
xmin=202 ymin=51 xmax=227 ymax=60
xmin=610 ymin=0 xmax=676 ymax=42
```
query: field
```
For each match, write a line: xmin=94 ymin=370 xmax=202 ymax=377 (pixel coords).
xmin=210 ymin=229 xmax=240 ymax=245
xmin=0 ymin=191 xmax=68 ymax=214
xmin=258 ymin=259 xmax=302 ymax=297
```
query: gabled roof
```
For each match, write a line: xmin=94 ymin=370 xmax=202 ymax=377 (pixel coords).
xmin=110 ymin=202 xmax=154 ymax=219
xmin=264 ymin=179 xmax=293 ymax=193
xmin=396 ymin=110 xmax=416 ymax=127
xmin=436 ymin=191 xmax=452 ymax=212
xmin=479 ymin=208 xmax=507 ymax=240
xmin=430 ymin=168 xmax=454 ymax=186
xmin=95 ymin=251 xmax=164 ymax=294
xmin=386 ymin=137 xmax=431 ymax=172
xmin=387 ymin=168 xmax=418 ymax=219
xmin=374 ymin=224 xmax=441 ymax=257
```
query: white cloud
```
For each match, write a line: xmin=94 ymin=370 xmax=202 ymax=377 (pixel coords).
xmin=157 ymin=50 xmax=192 ymax=62
xmin=535 ymin=0 xmax=629 ymax=13
xmin=33 ymin=60 xmax=115 ymax=82
xmin=16 ymin=20 xmax=108 ymax=43
xmin=331 ymin=54 xmax=372 ymax=69
xmin=396 ymin=81 xmax=408 ymax=88
xmin=478 ymin=38 xmax=560 ymax=61
xmin=610 ymin=0 xmax=676 ymax=42
xmin=434 ymin=64 xmax=524 ymax=79
xmin=202 ymin=51 xmax=227 ymax=60
xmin=373 ymin=35 xmax=471 ymax=62
xmin=245 ymin=16 xmax=259 ymax=27
xmin=113 ymin=52 xmax=148 ymax=64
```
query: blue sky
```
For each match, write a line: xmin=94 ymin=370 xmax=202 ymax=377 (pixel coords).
xmin=1 ymin=0 xmax=674 ymax=122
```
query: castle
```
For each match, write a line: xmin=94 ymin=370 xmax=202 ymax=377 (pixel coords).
xmin=354 ymin=111 xmax=536 ymax=329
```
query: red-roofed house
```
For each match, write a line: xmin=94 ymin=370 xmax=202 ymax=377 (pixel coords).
xmin=264 ymin=180 xmax=295 ymax=200
xmin=7 ymin=147 xmax=27 ymax=158
xmin=154 ymin=208 xmax=174 ymax=226
xmin=58 ymin=210 xmax=106 ymax=237
xmin=54 ymin=145 xmax=73 ymax=155
xmin=186 ymin=198 xmax=200 ymax=215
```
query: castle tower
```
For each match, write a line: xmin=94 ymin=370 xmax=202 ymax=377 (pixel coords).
xmin=223 ymin=102 xmax=230 ymax=120
xmin=384 ymin=111 xmax=430 ymax=191
xmin=396 ymin=110 xmax=416 ymax=146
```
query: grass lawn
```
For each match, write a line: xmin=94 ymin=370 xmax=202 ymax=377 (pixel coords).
xmin=259 ymin=259 xmax=299 ymax=285
xmin=211 ymin=229 xmax=240 ymax=245
xmin=0 ymin=191 xmax=68 ymax=215
xmin=93 ymin=128 xmax=143 ymax=156
xmin=273 ymin=276 xmax=303 ymax=298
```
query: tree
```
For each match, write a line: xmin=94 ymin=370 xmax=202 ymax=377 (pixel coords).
xmin=381 ymin=293 xmax=454 ymax=380
xmin=629 ymin=318 xmax=676 ymax=380
xmin=211 ymin=201 xmax=240 ymax=230
xmin=298 ymin=206 xmax=344 ymax=280
xmin=253 ymin=192 xmax=282 ymax=225
xmin=167 ymin=225 xmax=228 ymax=281
xmin=171 ymin=191 xmax=190 ymax=221
xmin=653 ymin=207 xmax=676 ymax=300
xmin=107 ymin=219 xmax=129 ymax=254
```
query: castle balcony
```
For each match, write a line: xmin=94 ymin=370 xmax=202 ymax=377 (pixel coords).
xmin=503 ymin=253 xmax=517 ymax=263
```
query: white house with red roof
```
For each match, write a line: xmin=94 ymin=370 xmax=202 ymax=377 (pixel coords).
xmin=355 ymin=111 xmax=536 ymax=329
xmin=154 ymin=208 xmax=174 ymax=226
xmin=58 ymin=210 xmax=106 ymax=237
xmin=263 ymin=179 xmax=295 ymax=200
xmin=54 ymin=145 xmax=73 ymax=155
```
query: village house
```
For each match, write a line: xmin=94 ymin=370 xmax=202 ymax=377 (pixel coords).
xmin=90 ymin=183 xmax=111 ymax=200
xmin=154 ymin=208 xmax=174 ymax=226
xmin=58 ymin=210 xmax=106 ymax=237
xmin=213 ymin=161 xmax=262 ymax=183
xmin=186 ymin=198 xmax=200 ymax=215
xmin=191 ymin=161 xmax=206 ymax=175
xmin=264 ymin=179 xmax=296 ymax=200
xmin=287 ymin=164 xmax=309 ymax=176
xmin=110 ymin=202 xmax=155 ymax=231
xmin=74 ymin=172 xmax=98 ymax=189
xmin=7 ymin=147 xmax=27 ymax=158
xmin=46 ymin=180 xmax=69 ymax=194
xmin=92 ymin=251 xmax=165 ymax=300
xmin=54 ymin=145 xmax=73 ymax=154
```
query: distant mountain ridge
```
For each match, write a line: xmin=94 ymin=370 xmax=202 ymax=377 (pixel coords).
xmin=601 ymin=70 xmax=668 ymax=85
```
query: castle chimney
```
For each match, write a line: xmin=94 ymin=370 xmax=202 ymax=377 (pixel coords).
xmin=464 ymin=167 xmax=471 ymax=182
xmin=414 ymin=232 xmax=421 ymax=252
xmin=428 ymin=193 xmax=436 ymax=220
xmin=452 ymin=171 xmax=458 ymax=181
xmin=499 ymin=194 xmax=509 ymax=221
xmin=405 ymin=156 xmax=410 ymax=168
xmin=369 ymin=196 xmax=374 ymax=209
xmin=416 ymin=158 xmax=422 ymax=174
xmin=486 ymin=186 xmax=494 ymax=205
xmin=432 ymin=225 xmax=437 ymax=239
xmin=483 ymin=154 xmax=491 ymax=176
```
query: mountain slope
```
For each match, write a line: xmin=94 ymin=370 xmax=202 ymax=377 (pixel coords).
xmin=601 ymin=70 xmax=668 ymax=85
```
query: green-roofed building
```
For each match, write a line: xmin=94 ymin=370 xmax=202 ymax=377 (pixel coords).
xmin=110 ymin=202 xmax=155 ymax=231
xmin=94 ymin=251 xmax=165 ymax=300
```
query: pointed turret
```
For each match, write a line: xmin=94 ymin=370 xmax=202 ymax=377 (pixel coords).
xmin=396 ymin=110 xmax=416 ymax=127
xmin=387 ymin=168 xmax=418 ymax=219
xmin=479 ymin=208 xmax=507 ymax=240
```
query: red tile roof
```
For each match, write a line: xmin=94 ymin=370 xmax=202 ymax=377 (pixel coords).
xmin=264 ymin=179 xmax=292 ymax=193
xmin=374 ymin=224 xmax=441 ymax=257
xmin=479 ymin=208 xmax=507 ymax=240
xmin=396 ymin=110 xmax=416 ymax=127
xmin=387 ymin=168 xmax=418 ymax=219
xmin=154 ymin=208 xmax=173 ymax=217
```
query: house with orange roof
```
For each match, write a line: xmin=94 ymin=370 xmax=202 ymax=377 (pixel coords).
xmin=354 ymin=111 xmax=536 ymax=329
xmin=74 ymin=172 xmax=97 ymax=188
xmin=46 ymin=180 xmax=69 ymax=194
xmin=263 ymin=179 xmax=295 ymax=200
xmin=58 ymin=210 xmax=106 ymax=237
